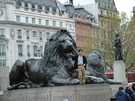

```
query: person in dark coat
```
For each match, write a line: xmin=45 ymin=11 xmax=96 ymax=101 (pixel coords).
xmin=115 ymin=87 xmax=129 ymax=101
xmin=74 ymin=49 xmax=87 ymax=69
xmin=125 ymin=87 xmax=133 ymax=101
xmin=73 ymin=49 xmax=87 ymax=84
xmin=131 ymin=83 xmax=135 ymax=101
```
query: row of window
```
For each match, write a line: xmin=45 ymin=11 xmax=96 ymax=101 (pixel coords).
xmin=98 ymin=1 xmax=115 ymax=10
xmin=16 ymin=29 xmax=51 ymax=41
xmin=18 ymin=44 xmax=43 ymax=57
xmin=100 ymin=9 xmax=117 ymax=17
xmin=0 ymin=45 xmax=6 ymax=57
xmin=16 ymin=2 xmax=66 ymax=16
xmin=16 ymin=15 xmax=65 ymax=28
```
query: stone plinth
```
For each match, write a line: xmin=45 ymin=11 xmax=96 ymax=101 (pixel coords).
xmin=113 ymin=61 xmax=127 ymax=83
xmin=0 ymin=84 xmax=112 ymax=101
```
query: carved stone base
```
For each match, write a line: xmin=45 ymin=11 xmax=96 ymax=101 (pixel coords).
xmin=0 ymin=84 xmax=112 ymax=101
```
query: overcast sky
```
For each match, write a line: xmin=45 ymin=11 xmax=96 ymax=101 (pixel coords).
xmin=58 ymin=0 xmax=135 ymax=17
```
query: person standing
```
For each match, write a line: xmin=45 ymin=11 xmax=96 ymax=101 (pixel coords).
xmin=74 ymin=49 xmax=87 ymax=84
xmin=114 ymin=34 xmax=123 ymax=60
xmin=131 ymin=83 xmax=135 ymax=100
xmin=125 ymin=86 xmax=133 ymax=101
xmin=74 ymin=49 xmax=87 ymax=69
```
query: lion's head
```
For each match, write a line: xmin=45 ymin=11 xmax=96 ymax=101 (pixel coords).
xmin=43 ymin=30 xmax=78 ymax=67
xmin=87 ymin=50 xmax=105 ymax=67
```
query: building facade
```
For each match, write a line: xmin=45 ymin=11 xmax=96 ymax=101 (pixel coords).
xmin=133 ymin=6 xmax=135 ymax=18
xmin=75 ymin=18 xmax=97 ymax=53
xmin=74 ymin=7 xmax=97 ymax=54
xmin=95 ymin=0 xmax=120 ymax=64
xmin=65 ymin=1 xmax=97 ymax=54
xmin=0 ymin=0 xmax=75 ymax=69
xmin=95 ymin=0 xmax=119 ymax=49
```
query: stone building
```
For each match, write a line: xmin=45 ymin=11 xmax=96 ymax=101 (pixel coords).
xmin=74 ymin=8 xmax=98 ymax=53
xmin=94 ymin=0 xmax=120 ymax=64
xmin=95 ymin=0 xmax=119 ymax=49
xmin=64 ymin=1 xmax=97 ymax=54
xmin=0 ymin=0 xmax=75 ymax=69
xmin=133 ymin=6 xmax=135 ymax=18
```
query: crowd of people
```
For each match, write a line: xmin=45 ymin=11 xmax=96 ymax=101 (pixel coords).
xmin=114 ymin=83 xmax=135 ymax=101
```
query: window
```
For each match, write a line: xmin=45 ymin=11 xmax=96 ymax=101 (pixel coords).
xmin=18 ymin=44 xmax=23 ymax=57
xmin=69 ymin=24 xmax=72 ymax=30
xmin=32 ymin=18 xmax=36 ymax=24
xmin=33 ymin=45 xmax=38 ymax=57
xmin=33 ymin=45 xmax=41 ymax=57
xmin=60 ymin=21 xmax=63 ymax=27
xmin=0 ymin=44 xmax=6 ymax=67
xmin=31 ymin=4 xmax=35 ymax=11
xmin=24 ymin=3 xmax=28 ymax=10
xmin=0 ymin=28 xmax=4 ymax=36
xmin=53 ymin=20 xmax=56 ymax=27
xmin=26 ymin=30 xmax=30 ymax=40
xmin=100 ymin=10 xmax=103 ymax=15
xmin=61 ymin=11 xmax=65 ymax=15
xmin=32 ymin=31 xmax=37 ymax=38
xmin=27 ymin=45 xmax=30 ymax=57
xmin=16 ymin=1 xmax=21 ymax=9
xmin=17 ymin=29 xmax=22 ymax=39
xmin=39 ymin=32 xmax=42 ymax=41
xmin=45 ymin=6 xmax=49 ymax=13
xmin=25 ymin=17 xmax=29 ymax=23
xmin=38 ymin=19 xmax=42 ymax=24
xmin=38 ymin=5 xmax=42 ymax=12
xmin=16 ymin=15 xmax=20 ymax=22
xmin=46 ymin=32 xmax=50 ymax=40
xmin=45 ymin=20 xmax=49 ymax=26
xmin=52 ymin=7 xmax=56 ymax=15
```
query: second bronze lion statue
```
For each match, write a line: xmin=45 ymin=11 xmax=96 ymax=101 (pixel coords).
xmin=9 ymin=30 xmax=79 ymax=90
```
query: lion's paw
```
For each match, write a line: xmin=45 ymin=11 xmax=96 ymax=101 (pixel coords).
xmin=70 ymin=79 xmax=80 ymax=85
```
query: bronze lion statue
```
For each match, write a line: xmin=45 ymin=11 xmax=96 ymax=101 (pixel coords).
xmin=8 ymin=30 xmax=80 ymax=90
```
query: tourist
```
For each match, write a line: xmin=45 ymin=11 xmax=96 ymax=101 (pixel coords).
xmin=74 ymin=49 xmax=87 ymax=84
xmin=115 ymin=87 xmax=128 ymax=101
xmin=131 ymin=83 xmax=135 ymax=100
xmin=125 ymin=87 xmax=133 ymax=101
xmin=74 ymin=49 xmax=87 ymax=69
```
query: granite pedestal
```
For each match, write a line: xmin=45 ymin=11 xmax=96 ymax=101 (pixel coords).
xmin=113 ymin=61 xmax=127 ymax=83
xmin=0 ymin=84 xmax=112 ymax=101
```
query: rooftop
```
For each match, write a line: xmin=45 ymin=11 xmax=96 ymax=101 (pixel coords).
xmin=95 ymin=0 xmax=117 ymax=11
xmin=16 ymin=0 xmax=66 ymax=11
xmin=64 ymin=4 xmax=96 ymax=23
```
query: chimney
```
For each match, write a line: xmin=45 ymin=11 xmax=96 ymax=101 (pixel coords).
xmin=69 ymin=0 xmax=73 ymax=5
